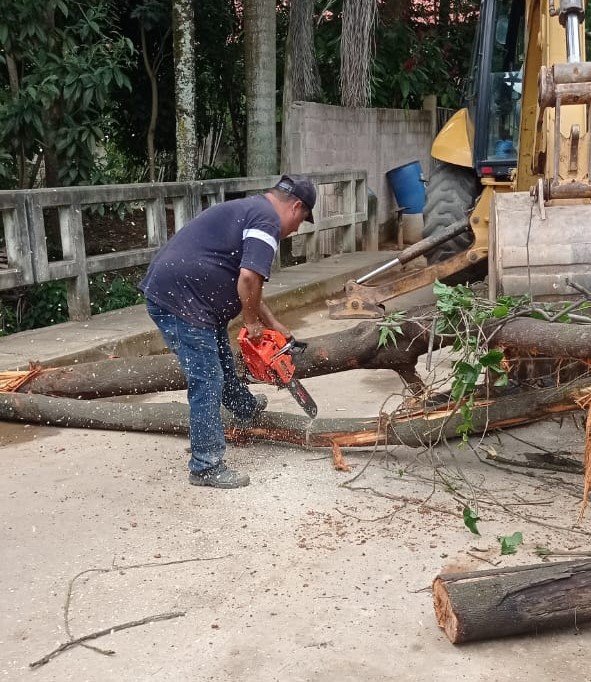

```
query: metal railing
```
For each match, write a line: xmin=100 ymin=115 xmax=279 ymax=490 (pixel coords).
xmin=0 ymin=170 xmax=370 ymax=321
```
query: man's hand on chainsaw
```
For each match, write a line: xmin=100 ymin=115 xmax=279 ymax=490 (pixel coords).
xmin=244 ymin=320 xmax=265 ymax=342
xmin=244 ymin=319 xmax=292 ymax=343
xmin=257 ymin=300 xmax=292 ymax=341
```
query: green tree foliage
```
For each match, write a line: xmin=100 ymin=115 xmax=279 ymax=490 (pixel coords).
xmin=314 ymin=0 xmax=480 ymax=109
xmin=0 ymin=0 xmax=483 ymax=190
xmin=114 ymin=0 xmax=247 ymax=178
xmin=109 ymin=0 xmax=175 ymax=178
xmin=194 ymin=0 xmax=248 ymax=176
xmin=0 ymin=0 xmax=135 ymax=188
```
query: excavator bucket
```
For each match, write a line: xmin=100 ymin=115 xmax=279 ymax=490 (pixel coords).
xmin=490 ymin=191 xmax=591 ymax=300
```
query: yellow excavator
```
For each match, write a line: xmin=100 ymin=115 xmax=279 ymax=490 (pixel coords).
xmin=328 ymin=0 xmax=591 ymax=319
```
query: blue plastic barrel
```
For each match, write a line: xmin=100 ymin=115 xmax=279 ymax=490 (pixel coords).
xmin=386 ymin=160 xmax=426 ymax=214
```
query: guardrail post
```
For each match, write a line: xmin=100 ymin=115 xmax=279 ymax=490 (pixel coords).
xmin=342 ymin=180 xmax=356 ymax=252
xmin=359 ymin=178 xmax=377 ymax=251
xmin=172 ymin=194 xmax=193 ymax=232
xmin=146 ymin=196 xmax=168 ymax=246
xmin=26 ymin=194 xmax=50 ymax=282
xmin=305 ymin=218 xmax=320 ymax=262
xmin=60 ymin=203 xmax=91 ymax=320
xmin=2 ymin=196 xmax=34 ymax=287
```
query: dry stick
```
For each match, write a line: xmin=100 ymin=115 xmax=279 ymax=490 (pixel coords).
xmin=425 ymin=314 xmax=438 ymax=373
xmin=481 ymin=448 xmax=584 ymax=475
xmin=540 ymin=550 xmax=591 ymax=558
xmin=64 ymin=568 xmax=112 ymax=657
xmin=474 ymin=445 xmax=583 ymax=499
xmin=344 ymin=484 xmax=460 ymax=518
xmin=49 ymin=555 xmax=231 ymax=667
xmin=486 ymin=497 xmax=553 ymax=507
xmin=30 ymin=611 xmax=186 ymax=669
xmin=334 ymin=507 xmax=398 ymax=523
xmin=498 ymin=428 xmax=559 ymax=455
xmin=344 ymin=382 xmax=437 ymax=487
xmin=466 ymin=551 xmax=501 ymax=567
xmin=470 ymin=445 xmax=591 ymax=537
xmin=340 ymin=390 xmax=403 ymax=486
xmin=566 ymin=278 xmax=591 ymax=299
xmin=442 ymin=434 xmax=481 ymax=515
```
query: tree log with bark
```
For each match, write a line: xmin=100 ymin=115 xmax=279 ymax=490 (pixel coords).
xmin=433 ymin=559 xmax=591 ymax=643
xmin=13 ymin=314 xmax=591 ymax=400
xmin=3 ymin=310 xmax=591 ymax=451
xmin=2 ymin=374 xmax=591 ymax=451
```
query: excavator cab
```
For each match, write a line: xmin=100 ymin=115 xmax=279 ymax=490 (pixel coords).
xmin=470 ymin=0 xmax=525 ymax=179
xmin=422 ymin=0 xmax=527 ymax=269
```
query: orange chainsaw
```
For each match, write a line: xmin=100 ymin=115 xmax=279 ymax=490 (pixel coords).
xmin=237 ymin=328 xmax=318 ymax=419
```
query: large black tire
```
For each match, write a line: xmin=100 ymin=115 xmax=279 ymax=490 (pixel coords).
xmin=422 ymin=162 xmax=480 ymax=266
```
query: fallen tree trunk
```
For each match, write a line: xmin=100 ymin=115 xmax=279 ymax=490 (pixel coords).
xmin=15 ymin=319 xmax=431 ymax=398
xmin=14 ymin=315 xmax=591 ymax=401
xmin=433 ymin=559 xmax=591 ymax=643
xmin=2 ymin=375 xmax=590 ymax=447
xmin=20 ymin=354 xmax=187 ymax=400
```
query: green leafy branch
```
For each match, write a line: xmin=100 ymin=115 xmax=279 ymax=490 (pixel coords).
xmin=377 ymin=310 xmax=406 ymax=349
xmin=375 ymin=280 xmax=591 ymax=443
xmin=433 ymin=280 xmax=530 ymax=441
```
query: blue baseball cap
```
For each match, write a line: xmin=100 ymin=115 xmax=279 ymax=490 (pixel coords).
xmin=274 ymin=174 xmax=316 ymax=223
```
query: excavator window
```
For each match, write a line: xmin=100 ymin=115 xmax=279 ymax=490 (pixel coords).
xmin=486 ymin=0 xmax=525 ymax=161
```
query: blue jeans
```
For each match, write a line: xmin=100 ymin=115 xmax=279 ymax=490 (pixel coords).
xmin=146 ymin=301 xmax=257 ymax=474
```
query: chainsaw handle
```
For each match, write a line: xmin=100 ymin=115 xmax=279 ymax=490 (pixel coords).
xmin=287 ymin=339 xmax=307 ymax=354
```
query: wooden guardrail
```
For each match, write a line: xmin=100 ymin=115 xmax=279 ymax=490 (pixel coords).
xmin=0 ymin=171 xmax=371 ymax=320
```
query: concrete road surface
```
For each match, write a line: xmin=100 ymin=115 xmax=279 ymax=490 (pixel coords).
xmin=2 ymin=289 xmax=591 ymax=681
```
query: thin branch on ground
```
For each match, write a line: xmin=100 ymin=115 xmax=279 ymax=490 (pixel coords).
xmin=334 ymin=507 xmax=398 ymax=523
xmin=537 ymin=549 xmax=591 ymax=558
xmin=53 ymin=554 xmax=231 ymax=666
xmin=340 ymin=389 xmax=407 ymax=485
xmin=30 ymin=611 xmax=186 ymax=669
xmin=466 ymin=551 xmax=501 ymax=567
xmin=566 ymin=278 xmax=591 ymax=300
xmin=343 ymin=484 xmax=461 ymax=518
xmin=496 ymin=428 xmax=558 ymax=455
xmin=468 ymin=444 xmax=591 ymax=536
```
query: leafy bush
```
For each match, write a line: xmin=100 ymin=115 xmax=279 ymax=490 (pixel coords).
xmin=0 ymin=282 xmax=68 ymax=335
xmin=0 ymin=271 xmax=145 ymax=336
xmin=89 ymin=271 xmax=144 ymax=314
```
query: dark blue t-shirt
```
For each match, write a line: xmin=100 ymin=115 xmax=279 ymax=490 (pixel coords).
xmin=139 ymin=194 xmax=280 ymax=328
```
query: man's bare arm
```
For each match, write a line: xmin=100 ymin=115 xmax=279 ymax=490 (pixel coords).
xmin=237 ymin=268 xmax=292 ymax=341
xmin=237 ymin=268 xmax=264 ymax=340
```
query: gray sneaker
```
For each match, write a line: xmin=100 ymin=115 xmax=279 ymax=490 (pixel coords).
xmin=189 ymin=464 xmax=250 ymax=489
xmin=236 ymin=393 xmax=268 ymax=425
xmin=252 ymin=393 xmax=268 ymax=418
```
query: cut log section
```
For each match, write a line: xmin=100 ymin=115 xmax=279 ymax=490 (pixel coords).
xmin=433 ymin=559 xmax=591 ymax=644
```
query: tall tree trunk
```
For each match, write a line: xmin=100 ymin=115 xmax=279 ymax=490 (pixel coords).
xmin=41 ymin=5 xmax=61 ymax=189
xmin=281 ymin=25 xmax=295 ymax=173
xmin=244 ymin=0 xmax=277 ymax=176
xmin=140 ymin=22 xmax=158 ymax=183
xmin=172 ymin=0 xmax=197 ymax=181
xmin=281 ymin=0 xmax=319 ymax=171
xmin=340 ymin=0 xmax=377 ymax=108
xmin=5 ymin=53 xmax=26 ymax=189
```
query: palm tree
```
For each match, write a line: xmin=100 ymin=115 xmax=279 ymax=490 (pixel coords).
xmin=281 ymin=0 xmax=319 ymax=170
